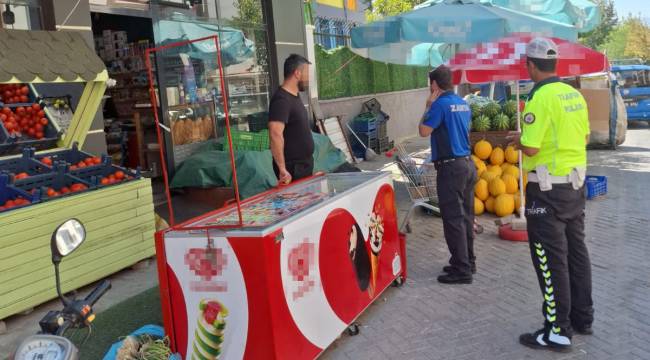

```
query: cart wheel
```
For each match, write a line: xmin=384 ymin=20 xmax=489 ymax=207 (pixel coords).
xmin=405 ymin=222 xmax=412 ymax=233
xmin=392 ymin=276 xmax=405 ymax=288
xmin=347 ymin=323 xmax=360 ymax=336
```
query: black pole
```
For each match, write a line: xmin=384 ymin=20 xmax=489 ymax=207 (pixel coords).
xmin=54 ymin=262 xmax=68 ymax=307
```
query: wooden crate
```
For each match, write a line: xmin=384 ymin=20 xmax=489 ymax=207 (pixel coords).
xmin=0 ymin=178 xmax=155 ymax=321
xmin=470 ymin=131 xmax=511 ymax=148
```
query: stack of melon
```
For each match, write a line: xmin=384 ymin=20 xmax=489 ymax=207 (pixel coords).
xmin=472 ymin=139 xmax=527 ymax=217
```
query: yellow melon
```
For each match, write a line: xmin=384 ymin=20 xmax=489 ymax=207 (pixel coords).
xmin=489 ymin=146 xmax=505 ymax=165
xmin=474 ymin=197 xmax=485 ymax=215
xmin=500 ymin=162 xmax=511 ymax=173
xmin=485 ymin=196 xmax=496 ymax=213
xmin=505 ymin=145 xmax=519 ymax=164
xmin=474 ymin=140 xmax=492 ymax=160
xmin=486 ymin=165 xmax=503 ymax=177
xmin=475 ymin=178 xmax=489 ymax=201
xmin=489 ymin=177 xmax=507 ymax=197
xmin=503 ymin=165 xmax=520 ymax=179
xmin=501 ymin=174 xmax=518 ymax=194
xmin=473 ymin=157 xmax=487 ymax=175
xmin=481 ymin=171 xmax=499 ymax=183
xmin=495 ymin=194 xmax=515 ymax=217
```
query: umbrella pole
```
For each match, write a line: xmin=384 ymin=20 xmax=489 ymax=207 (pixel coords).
xmin=516 ymin=81 xmax=526 ymax=219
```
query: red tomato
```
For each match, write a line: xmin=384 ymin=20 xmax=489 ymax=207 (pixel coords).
xmin=100 ymin=178 xmax=110 ymax=185
xmin=60 ymin=187 xmax=70 ymax=194
xmin=77 ymin=162 xmax=87 ymax=169
xmin=20 ymin=95 xmax=28 ymax=103
xmin=70 ymin=165 xmax=78 ymax=170
xmin=16 ymin=107 xmax=25 ymax=114
xmin=3 ymin=90 xmax=11 ymax=99
xmin=0 ymin=114 xmax=6 ymax=121
xmin=35 ymin=124 xmax=43 ymax=132
xmin=40 ymin=118 xmax=48 ymax=126
xmin=84 ymin=158 xmax=94 ymax=165
xmin=92 ymin=157 xmax=101 ymax=165
xmin=37 ymin=110 xmax=45 ymax=117
xmin=42 ymin=157 xmax=52 ymax=166
xmin=36 ymin=132 xmax=44 ymax=139
xmin=114 ymin=171 xmax=125 ymax=180
xmin=27 ymin=128 xmax=36 ymax=137
xmin=31 ymin=103 xmax=41 ymax=111
xmin=15 ymin=172 xmax=29 ymax=180
xmin=20 ymin=86 xmax=29 ymax=95
xmin=5 ymin=122 xmax=14 ymax=131
xmin=47 ymin=188 xmax=56 ymax=197
xmin=2 ymin=107 xmax=11 ymax=115
xmin=5 ymin=200 xmax=15 ymax=208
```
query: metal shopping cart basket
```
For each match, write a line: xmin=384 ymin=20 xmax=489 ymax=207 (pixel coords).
xmin=395 ymin=144 xmax=440 ymax=233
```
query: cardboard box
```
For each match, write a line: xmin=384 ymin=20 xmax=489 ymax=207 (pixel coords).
xmin=579 ymin=88 xmax=610 ymax=144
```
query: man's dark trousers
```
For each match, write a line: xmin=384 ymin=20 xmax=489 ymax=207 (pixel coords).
xmin=526 ymin=182 xmax=594 ymax=332
xmin=436 ymin=157 xmax=477 ymax=275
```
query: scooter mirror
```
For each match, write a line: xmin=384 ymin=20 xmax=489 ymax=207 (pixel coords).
xmin=52 ymin=219 xmax=86 ymax=261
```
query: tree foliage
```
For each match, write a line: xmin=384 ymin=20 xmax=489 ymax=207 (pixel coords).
xmin=578 ymin=0 xmax=618 ymax=50
xmin=365 ymin=0 xmax=427 ymax=22
xmin=600 ymin=15 xmax=650 ymax=62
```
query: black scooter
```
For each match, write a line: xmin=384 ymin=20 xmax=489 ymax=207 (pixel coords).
xmin=12 ymin=219 xmax=111 ymax=360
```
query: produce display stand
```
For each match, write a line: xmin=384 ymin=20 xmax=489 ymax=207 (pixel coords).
xmin=151 ymin=36 xmax=407 ymax=360
xmin=0 ymin=29 xmax=155 ymax=324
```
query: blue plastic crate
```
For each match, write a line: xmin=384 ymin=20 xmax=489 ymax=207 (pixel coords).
xmin=585 ymin=175 xmax=607 ymax=200
xmin=13 ymin=165 xmax=91 ymax=201
xmin=0 ymin=174 xmax=39 ymax=212
xmin=0 ymin=122 xmax=16 ymax=156
xmin=71 ymin=163 xmax=140 ymax=188
xmin=35 ymin=143 xmax=110 ymax=169
xmin=0 ymin=147 xmax=50 ymax=178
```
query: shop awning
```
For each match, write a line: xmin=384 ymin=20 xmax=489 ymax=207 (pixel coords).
xmin=0 ymin=29 xmax=107 ymax=83
xmin=448 ymin=33 xmax=609 ymax=84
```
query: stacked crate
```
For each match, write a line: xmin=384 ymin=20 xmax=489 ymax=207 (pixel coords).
xmin=350 ymin=99 xmax=394 ymax=158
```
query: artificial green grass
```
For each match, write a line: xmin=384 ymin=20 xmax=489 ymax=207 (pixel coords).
xmin=71 ymin=286 xmax=163 ymax=360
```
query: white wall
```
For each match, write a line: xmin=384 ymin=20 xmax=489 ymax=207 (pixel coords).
xmin=318 ymin=88 xmax=429 ymax=143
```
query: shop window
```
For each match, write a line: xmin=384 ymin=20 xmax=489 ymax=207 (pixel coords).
xmin=0 ymin=0 xmax=42 ymax=30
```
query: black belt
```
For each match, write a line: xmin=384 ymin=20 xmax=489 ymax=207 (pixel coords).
xmin=433 ymin=156 xmax=469 ymax=166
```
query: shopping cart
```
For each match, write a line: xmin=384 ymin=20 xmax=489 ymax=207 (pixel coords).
xmin=395 ymin=144 xmax=440 ymax=233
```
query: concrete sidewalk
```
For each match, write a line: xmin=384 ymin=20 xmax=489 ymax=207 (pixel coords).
xmin=321 ymin=124 xmax=650 ymax=360
xmin=1 ymin=125 xmax=649 ymax=359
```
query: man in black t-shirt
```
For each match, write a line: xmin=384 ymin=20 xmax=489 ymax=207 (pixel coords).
xmin=268 ymin=54 xmax=315 ymax=184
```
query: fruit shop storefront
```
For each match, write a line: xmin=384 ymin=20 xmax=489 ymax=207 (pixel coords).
xmin=0 ymin=28 xmax=155 ymax=325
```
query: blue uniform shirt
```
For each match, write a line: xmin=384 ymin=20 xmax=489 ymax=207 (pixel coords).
xmin=422 ymin=91 xmax=472 ymax=161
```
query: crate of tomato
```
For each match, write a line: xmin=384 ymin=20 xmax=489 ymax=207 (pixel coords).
xmin=0 ymin=174 xmax=39 ymax=212
xmin=0 ymin=84 xmax=60 ymax=155
xmin=71 ymin=163 xmax=140 ymax=188
xmin=35 ymin=143 xmax=110 ymax=171
xmin=12 ymin=164 xmax=91 ymax=201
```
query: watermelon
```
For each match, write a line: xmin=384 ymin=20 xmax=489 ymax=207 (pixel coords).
xmin=510 ymin=115 xmax=519 ymax=130
xmin=482 ymin=102 xmax=501 ymax=119
xmin=473 ymin=115 xmax=491 ymax=132
xmin=502 ymin=100 xmax=518 ymax=117
xmin=492 ymin=113 xmax=511 ymax=131
xmin=470 ymin=103 xmax=482 ymax=119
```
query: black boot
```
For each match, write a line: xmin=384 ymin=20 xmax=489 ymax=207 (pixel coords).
xmin=519 ymin=326 xmax=572 ymax=353
xmin=572 ymin=323 xmax=593 ymax=335
xmin=437 ymin=272 xmax=472 ymax=284
xmin=443 ymin=263 xmax=476 ymax=274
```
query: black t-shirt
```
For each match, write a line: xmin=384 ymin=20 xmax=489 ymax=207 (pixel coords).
xmin=268 ymin=87 xmax=314 ymax=162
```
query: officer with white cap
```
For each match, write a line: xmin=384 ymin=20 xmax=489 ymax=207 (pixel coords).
xmin=507 ymin=37 xmax=594 ymax=352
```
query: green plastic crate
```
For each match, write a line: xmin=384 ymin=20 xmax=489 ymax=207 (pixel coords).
xmin=227 ymin=129 xmax=270 ymax=151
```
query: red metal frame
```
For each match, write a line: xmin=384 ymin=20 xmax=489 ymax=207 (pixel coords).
xmin=145 ymin=35 xmax=243 ymax=228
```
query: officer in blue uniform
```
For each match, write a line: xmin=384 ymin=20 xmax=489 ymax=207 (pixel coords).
xmin=419 ymin=65 xmax=477 ymax=284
